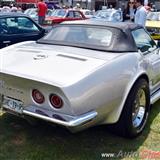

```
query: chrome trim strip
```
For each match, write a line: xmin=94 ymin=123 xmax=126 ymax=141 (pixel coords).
xmin=57 ymin=54 xmax=87 ymax=61
xmin=23 ymin=110 xmax=97 ymax=127
xmin=151 ymin=89 xmax=160 ymax=104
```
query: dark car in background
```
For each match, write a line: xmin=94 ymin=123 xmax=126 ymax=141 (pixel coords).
xmin=45 ymin=1 xmax=61 ymax=9
xmin=0 ymin=13 xmax=46 ymax=48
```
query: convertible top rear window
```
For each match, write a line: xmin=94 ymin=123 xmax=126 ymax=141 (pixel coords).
xmin=38 ymin=24 xmax=138 ymax=52
xmin=41 ymin=25 xmax=113 ymax=47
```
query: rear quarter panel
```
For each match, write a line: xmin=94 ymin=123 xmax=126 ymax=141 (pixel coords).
xmin=62 ymin=52 xmax=150 ymax=124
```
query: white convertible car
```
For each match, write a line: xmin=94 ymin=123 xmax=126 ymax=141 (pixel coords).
xmin=0 ymin=20 xmax=160 ymax=138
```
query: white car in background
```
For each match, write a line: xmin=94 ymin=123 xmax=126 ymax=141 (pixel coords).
xmin=92 ymin=9 xmax=123 ymax=22
xmin=80 ymin=9 xmax=94 ymax=18
xmin=1 ymin=6 xmax=11 ymax=13
xmin=24 ymin=8 xmax=53 ymax=22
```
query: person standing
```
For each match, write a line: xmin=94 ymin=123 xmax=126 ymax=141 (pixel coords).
xmin=123 ymin=0 xmax=136 ymax=22
xmin=37 ymin=0 xmax=47 ymax=25
xmin=74 ymin=3 xmax=81 ymax=10
xmin=134 ymin=0 xmax=147 ymax=27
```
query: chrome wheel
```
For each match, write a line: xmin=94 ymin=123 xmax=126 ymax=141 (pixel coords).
xmin=108 ymin=79 xmax=150 ymax=138
xmin=132 ymin=88 xmax=146 ymax=128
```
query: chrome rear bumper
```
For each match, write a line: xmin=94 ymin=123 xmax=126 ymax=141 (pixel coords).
xmin=1 ymin=94 xmax=98 ymax=127
xmin=23 ymin=109 xmax=98 ymax=127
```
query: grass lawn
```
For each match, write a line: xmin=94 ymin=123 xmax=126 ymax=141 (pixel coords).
xmin=0 ymin=100 xmax=160 ymax=160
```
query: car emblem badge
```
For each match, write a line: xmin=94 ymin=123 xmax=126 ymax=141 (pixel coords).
xmin=33 ymin=54 xmax=48 ymax=60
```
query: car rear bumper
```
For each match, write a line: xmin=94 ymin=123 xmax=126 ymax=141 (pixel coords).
xmin=22 ymin=108 xmax=98 ymax=127
xmin=0 ymin=94 xmax=98 ymax=129
xmin=1 ymin=101 xmax=98 ymax=127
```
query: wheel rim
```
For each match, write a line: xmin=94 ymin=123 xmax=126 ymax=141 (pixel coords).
xmin=132 ymin=88 xmax=146 ymax=128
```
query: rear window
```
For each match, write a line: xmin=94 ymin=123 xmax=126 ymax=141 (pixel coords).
xmin=41 ymin=25 xmax=113 ymax=47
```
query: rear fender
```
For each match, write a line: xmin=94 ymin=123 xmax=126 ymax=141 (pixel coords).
xmin=102 ymin=71 xmax=149 ymax=124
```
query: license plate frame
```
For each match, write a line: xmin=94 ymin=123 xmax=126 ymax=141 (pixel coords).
xmin=2 ymin=96 xmax=23 ymax=114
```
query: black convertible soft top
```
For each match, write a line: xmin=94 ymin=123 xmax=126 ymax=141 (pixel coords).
xmin=62 ymin=20 xmax=141 ymax=32
xmin=39 ymin=20 xmax=144 ymax=52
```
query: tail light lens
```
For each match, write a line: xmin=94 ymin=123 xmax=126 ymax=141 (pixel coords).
xmin=50 ymin=94 xmax=63 ymax=109
xmin=32 ymin=89 xmax=45 ymax=104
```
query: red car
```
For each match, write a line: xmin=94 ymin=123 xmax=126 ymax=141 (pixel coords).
xmin=44 ymin=9 xmax=86 ymax=25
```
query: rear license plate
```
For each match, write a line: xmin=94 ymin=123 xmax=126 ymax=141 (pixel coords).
xmin=2 ymin=96 xmax=23 ymax=114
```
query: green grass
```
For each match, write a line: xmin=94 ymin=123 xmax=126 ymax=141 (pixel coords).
xmin=0 ymin=100 xmax=160 ymax=160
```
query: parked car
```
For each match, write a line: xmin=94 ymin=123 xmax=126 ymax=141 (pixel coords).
xmin=0 ymin=13 xmax=46 ymax=48
xmin=146 ymin=11 xmax=160 ymax=40
xmin=44 ymin=9 xmax=86 ymax=25
xmin=24 ymin=8 xmax=53 ymax=23
xmin=0 ymin=20 xmax=160 ymax=138
xmin=92 ymin=9 xmax=123 ymax=22
xmin=80 ymin=9 xmax=94 ymax=18
xmin=1 ymin=6 xmax=11 ymax=13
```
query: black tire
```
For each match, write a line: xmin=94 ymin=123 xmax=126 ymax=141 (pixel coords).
xmin=108 ymin=78 xmax=150 ymax=138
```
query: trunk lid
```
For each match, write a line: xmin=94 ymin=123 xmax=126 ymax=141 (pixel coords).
xmin=0 ymin=42 xmax=120 ymax=86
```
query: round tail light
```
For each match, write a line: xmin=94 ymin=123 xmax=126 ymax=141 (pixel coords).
xmin=32 ymin=89 xmax=45 ymax=104
xmin=50 ymin=94 xmax=63 ymax=109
